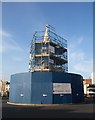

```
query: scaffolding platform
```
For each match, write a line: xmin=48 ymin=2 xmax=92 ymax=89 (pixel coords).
xmin=29 ymin=24 xmax=68 ymax=72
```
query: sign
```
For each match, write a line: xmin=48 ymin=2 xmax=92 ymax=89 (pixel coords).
xmin=43 ymin=94 xmax=47 ymax=97
xmin=53 ymin=83 xmax=71 ymax=94
xmin=20 ymin=94 xmax=24 ymax=97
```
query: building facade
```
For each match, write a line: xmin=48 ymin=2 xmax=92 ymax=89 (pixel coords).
xmin=9 ymin=24 xmax=84 ymax=104
xmin=83 ymin=79 xmax=92 ymax=97
xmin=0 ymin=80 xmax=10 ymax=97
xmin=9 ymin=72 xmax=84 ymax=104
xmin=0 ymin=80 xmax=3 ymax=96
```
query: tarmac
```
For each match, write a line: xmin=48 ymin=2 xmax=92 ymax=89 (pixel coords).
xmin=1 ymin=97 xmax=95 ymax=119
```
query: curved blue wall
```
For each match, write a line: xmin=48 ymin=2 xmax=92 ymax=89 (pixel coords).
xmin=9 ymin=72 xmax=84 ymax=104
xmin=52 ymin=72 xmax=84 ymax=103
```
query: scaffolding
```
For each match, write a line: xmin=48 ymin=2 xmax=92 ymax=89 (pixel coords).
xmin=29 ymin=24 xmax=68 ymax=72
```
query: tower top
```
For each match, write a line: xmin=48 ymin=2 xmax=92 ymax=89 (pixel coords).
xmin=46 ymin=24 xmax=49 ymax=27
xmin=29 ymin=25 xmax=68 ymax=72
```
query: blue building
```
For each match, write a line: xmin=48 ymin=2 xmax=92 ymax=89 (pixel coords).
xmin=9 ymin=25 xmax=84 ymax=104
xmin=9 ymin=72 xmax=84 ymax=104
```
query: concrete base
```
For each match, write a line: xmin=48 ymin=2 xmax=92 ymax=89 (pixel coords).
xmin=7 ymin=101 xmax=69 ymax=106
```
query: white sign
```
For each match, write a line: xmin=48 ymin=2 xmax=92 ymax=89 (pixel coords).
xmin=20 ymin=94 xmax=24 ymax=97
xmin=43 ymin=94 xmax=47 ymax=97
xmin=53 ymin=83 xmax=71 ymax=94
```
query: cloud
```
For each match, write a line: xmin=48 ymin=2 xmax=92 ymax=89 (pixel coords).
xmin=70 ymin=51 xmax=85 ymax=61
xmin=3 ymin=38 xmax=23 ymax=53
xmin=0 ymin=30 xmax=23 ymax=53
xmin=77 ymin=37 xmax=84 ymax=45
xmin=73 ymin=59 xmax=93 ymax=73
xmin=0 ymin=30 xmax=26 ymax=80
xmin=12 ymin=56 xmax=23 ymax=62
xmin=68 ymin=36 xmax=92 ymax=78
xmin=68 ymin=36 xmax=84 ymax=50
xmin=2 ymin=30 xmax=24 ymax=64
xmin=0 ymin=30 xmax=12 ymax=38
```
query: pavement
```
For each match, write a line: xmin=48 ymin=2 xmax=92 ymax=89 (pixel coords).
xmin=1 ymin=97 xmax=95 ymax=119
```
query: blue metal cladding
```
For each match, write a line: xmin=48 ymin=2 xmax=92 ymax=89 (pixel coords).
xmin=53 ymin=94 xmax=72 ymax=104
xmin=52 ymin=72 xmax=84 ymax=103
xmin=9 ymin=72 xmax=32 ymax=103
xmin=71 ymin=74 xmax=84 ymax=103
xmin=9 ymin=72 xmax=84 ymax=104
xmin=52 ymin=72 xmax=72 ymax=104
xmin=31 ymin=72 xmax=52 ymax=104
xmin=9 ymin=72 xmax=53 ymax=104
